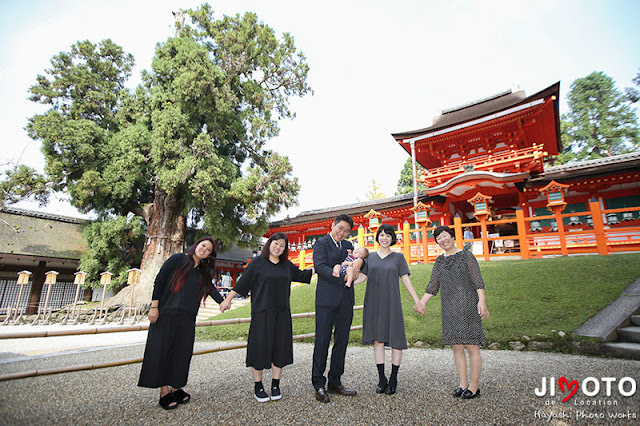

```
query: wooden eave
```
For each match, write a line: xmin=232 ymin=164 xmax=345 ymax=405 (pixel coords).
xmin=527 ymin=152 xmax=640 ymax=188
xmin=267 ymin=194 xmax=444 ymax=236
xmin=392 ymin=82 xmax=561 ymax=169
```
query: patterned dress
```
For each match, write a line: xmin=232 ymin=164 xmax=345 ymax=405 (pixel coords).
xmin=425 ymin=249 xmax=487 ymax=346
xmin=361 ymin=252 xmax=411 ymax=350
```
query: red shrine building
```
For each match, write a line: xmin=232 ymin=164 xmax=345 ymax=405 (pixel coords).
xmin=268 ymin=82 xmax=640 ymax=265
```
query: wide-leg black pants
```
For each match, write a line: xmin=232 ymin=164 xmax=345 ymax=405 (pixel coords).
xmin=246 ymin=309 xmax=294 ymax=370
xmin=138 ymin=312 xmax=196 ymax=389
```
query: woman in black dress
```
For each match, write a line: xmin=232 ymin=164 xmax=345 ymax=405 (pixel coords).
xmin=419 ymin=226 xmax=490 ymax=399
xmin=353 ymin=224 xmax=423 ymax=395
xmin=220 ymin=233 xmax=314 ymax=402
xmin=138 ymin=236 xmax=224 ymax=410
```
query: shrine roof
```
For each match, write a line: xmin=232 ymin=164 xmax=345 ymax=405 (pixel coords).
xmin=269 ymin=192 xmax=440 ymax=228
xmin=391 ymin=81 xmax=560 ymax=142
xmin=0 ymin=206 xmax=88 ymax=260
xmin=529 ymin=151 xmax=640 ymax=184
xmin=217 ymin=246 xmax=254 ymax=264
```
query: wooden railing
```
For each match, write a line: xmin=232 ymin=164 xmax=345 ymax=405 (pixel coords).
xmin=420 ymin=144 xmax=546 ymax=186
xmin=289 ymin=202 xmax=640 ymax=266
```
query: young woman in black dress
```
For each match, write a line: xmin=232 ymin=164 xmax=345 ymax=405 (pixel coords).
xmin=138 ymin=236 xmax=224 ymax=409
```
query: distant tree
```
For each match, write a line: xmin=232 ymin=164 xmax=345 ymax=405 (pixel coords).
xmin=79 ymin=215 xmax=146 ymax=289
xmin=1 ymin=164 xmax=50 ymax=206
xmin=365 ymin=179 xmax=386 ymax=200
xmin=557 ymin=71 xmax=639 ymax=164
xmin=625 ymin=67 xmax=640 ymax=103
xmin=2 ymin=4 xmax=311 ymax=304
xmin=395 ymin=157 xmax=428 ymax=195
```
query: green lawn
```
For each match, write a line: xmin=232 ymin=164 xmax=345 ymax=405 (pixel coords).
xmin=197 ymin=253 xmax=640 ymax=349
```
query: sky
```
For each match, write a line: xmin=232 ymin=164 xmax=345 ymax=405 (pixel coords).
xmin=1 ymin=0 xmax=639 ymax=221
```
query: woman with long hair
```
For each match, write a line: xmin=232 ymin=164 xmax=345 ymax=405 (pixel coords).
xmin=220 ymin=233 xmax=314 ymax=402
xmin=138 ymin=236 xmax=224 ymax=410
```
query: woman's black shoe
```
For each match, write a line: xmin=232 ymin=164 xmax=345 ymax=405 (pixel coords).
xmin=376 ymin=377 xmax=388 ymax=394
xmin=159 ymin=392 xmax=179 ymax=410
xmin=461 ymin=388 xmax=480 ymax=399
xmin=384 ymin=384 xmax=396 ymax=395
xmin=452 ymin=387 xmax=465 ymax=397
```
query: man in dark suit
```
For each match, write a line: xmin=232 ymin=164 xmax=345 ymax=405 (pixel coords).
xmin=312 ymin=214 xmax=358 ymax=403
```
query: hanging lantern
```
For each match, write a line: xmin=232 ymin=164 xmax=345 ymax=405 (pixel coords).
xmin=127 ymin=268 xmax=141 ymax=285
xmin=411 ymin=201 xmax=434 ymax=225
xmin=45 ymin=271 xmax=59 ymax=285
xmin=467 ymin=192 xmax=493 ymax=218
xmin=364 ymin=209 xmax=383 ymax=231
xmin=74 ymin=271 xmax=87 ymax=285
xmin=539 ymin=180 xmax=570 ymax=212
xmin=17 ymin=270 xmax=32 ymax=285
xmin=100 ymin=271 xmax=113 ymax=286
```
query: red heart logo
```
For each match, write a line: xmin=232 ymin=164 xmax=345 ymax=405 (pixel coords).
xmin=558 ymin=376 xmax=578 ymax=402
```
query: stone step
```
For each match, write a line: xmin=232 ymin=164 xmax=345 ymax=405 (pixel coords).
xmin=631 ymin=315 xmax=640 ymax=326
xmin=196 ymin=298 xmax=250 ymax=321
xmin=617 ymin=326 xmax=640 ymax=343
xmin=602 ymin=342 xmax=640 ymax=360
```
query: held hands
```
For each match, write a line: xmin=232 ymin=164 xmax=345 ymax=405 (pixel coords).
xmin=478 ymin=300 xmax=490 ymax=320
xmin=220 ymin=299 xmax=232 ymax=313
xmin=413 ymin=300 xmax=426 ymax=315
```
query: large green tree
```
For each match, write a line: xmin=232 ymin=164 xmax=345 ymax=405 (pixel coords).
xmin=395 ymin=157 xmax=428 ymax=195
xmin=557 ymin=71 xmax=639 ymax=164
xmin=4 ymin=4 xmax=311 ymax=303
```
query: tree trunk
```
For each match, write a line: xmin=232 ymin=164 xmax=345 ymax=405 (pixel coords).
xmin=107 ymin=187 xmax=186 ymax=307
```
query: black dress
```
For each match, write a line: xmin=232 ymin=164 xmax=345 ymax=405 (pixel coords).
xmin=233 ymin=256 xmax=312 ymax=369
xmin=425 ymin=249 xmax=487 ymax=346
xmin=361 ymin=252 xmax=411 ymax=350
xmin=138 ymin=253 xmax=223 ymax=388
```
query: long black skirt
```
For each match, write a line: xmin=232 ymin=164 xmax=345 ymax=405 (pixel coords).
xmin=138 ymin=311 xmax=196 ymax=389
xmin=246 ymin=309 xmax=293 ymax=370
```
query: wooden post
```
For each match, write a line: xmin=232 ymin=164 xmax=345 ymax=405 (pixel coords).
xmin=299 ymin=249 xmax=306 ymax=270
xmin=453 ymin=216 xmax=464 ymax=250
xmin=515 ymin=209 xmax=530 ymax=259
xmin=421 ymin=223 xmax=429 ymax=263
xmin=62 ymin=271 xmax=85 ymax=325
xmin=480 ymin=217 xmax=490 ymax=261
xmin=551 ymin=207 xmax=569 ymax=256
xmin=402 ymin=221 xmax=411 ymax=264
xmin=8 ymin=271 xmax=30 ymax=325
xmin=589 ymin=200 xmax=609 ymax=255
xmin=98 ymin=272 xmax=112 ymax=322
xmin=41 ymin=271 xmax=58 ymax=325
xmin=126 ymin=269 xmax=141 ymax=318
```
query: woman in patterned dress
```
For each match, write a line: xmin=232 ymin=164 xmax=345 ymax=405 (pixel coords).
xmin=354 ymin=224 xmax=424 ymax=395
xmin=419 ymin=225 xmax=489 ymax=399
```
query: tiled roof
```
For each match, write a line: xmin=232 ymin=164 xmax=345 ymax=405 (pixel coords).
xmin=0 ymin=207 xmax=88 ymax=259
xmin=217 ymin=246 xmax=254 ymax=264
xmin=391 ymin=82 xmax=560 ymax=141
xmin=543 ymin=151 xmax=640 ymax=173
xmin=269 ymin=193 xmax=442 ymax=228
xmin=531 ymin=151 xmax=640 ymax=183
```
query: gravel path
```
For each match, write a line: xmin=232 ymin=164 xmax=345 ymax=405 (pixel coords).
xmin=1 ymin=329 xmax=639 ymax=425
